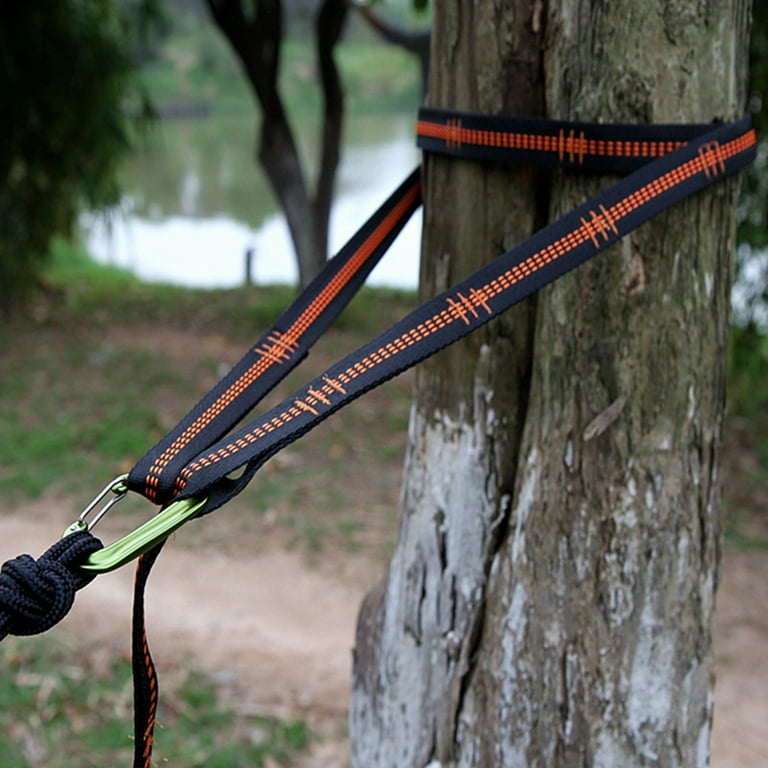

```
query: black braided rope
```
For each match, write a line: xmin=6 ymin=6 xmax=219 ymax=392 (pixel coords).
xmin=0 ymin=530 xmax=103 ymax=640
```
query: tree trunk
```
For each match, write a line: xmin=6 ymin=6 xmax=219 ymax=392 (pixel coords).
xmin=351 ymin=2 xmax=751 ymax=767
xmin=311 ymin=0 xmax=347 ymax=283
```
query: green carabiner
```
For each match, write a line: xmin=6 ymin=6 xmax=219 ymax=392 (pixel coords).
xmin=63 ymin=476 xmax=207 ymax=573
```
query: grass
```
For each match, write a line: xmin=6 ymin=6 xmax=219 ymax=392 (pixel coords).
xmin=728 ymin=323 xmax=768 ymax=416
xmin=724 ymin=515 xmax=768 ymax=551
xmin=44 ymin=239 xmax=414 ymax=343
xmin=43 ymin=240 xmax=304 ymax=334
xmin=0 ymin=636 xmax=310 ymax=768
xmin=0 ymin=246 xmax=196 ymax=500
xmin=1 ymin=245 xmax=415 ymax=554
xmin=4 ymin=247 xmax=768 ymax=560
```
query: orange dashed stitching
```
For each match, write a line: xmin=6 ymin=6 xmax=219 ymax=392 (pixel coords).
xmin=174 ymin=129 xmax=755 ymax=496
xmin=559 ymin=128 xmax=587 ymax=164
xmin=294 ymin=398 xmax=318 ymax=416
xmin=698 ymin=141 xmax=727 ymax=178
xmin=145 ymin=178 xmax=421 ymax=497
xmin=580 ymin=207 xmax=618 ymax=248
xmin=598 ymin=204 xmax=619 ymax=236
xmin=418 ymin=119 xmax=698 ymax=164
xmin=254 ymin=343 xmax=289 ymax=365
xmin=468 ymin=287 xmax=493 ymax=316
xmin=308 ymin=387 xmax=331 ymax=405
xmin=323 ymin=375 xmax=347 ymax=394
xmin=446 ymin=118 xmax=463 ymax=149
xmin=445 ymin=294 xmax=475 ymax=325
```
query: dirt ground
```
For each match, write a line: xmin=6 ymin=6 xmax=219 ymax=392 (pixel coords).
xmin=1 ymin=489 xmax=766 ymax=767
xmin=1 ymin=322 xmax=766 ymax=766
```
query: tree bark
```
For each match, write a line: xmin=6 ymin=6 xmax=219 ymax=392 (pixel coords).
xmin=351 ymin=2 xmax=751 ymax=767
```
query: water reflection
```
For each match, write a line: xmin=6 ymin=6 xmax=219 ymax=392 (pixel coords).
xmin=85 ymin=111 xmax=423 ymax=289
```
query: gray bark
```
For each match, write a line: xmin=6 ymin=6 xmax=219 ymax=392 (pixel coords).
xmin=351 ymin=2 xmax=751 ymax=767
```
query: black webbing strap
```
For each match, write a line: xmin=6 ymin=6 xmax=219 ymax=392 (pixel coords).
xmin=131 ymin=542 xmax=165 ymax=768
xmin=125 ymin=108 xmax=755 ymax=768
xmin=127 ymin=111 xmax=755 ymax=517
xmin=416 ymin=105 xmax=724 ymax=171
xmin=127 ymin=170 xmax=422 ymax=505
xmin=130 ymin=112 xmax=760 ymax=513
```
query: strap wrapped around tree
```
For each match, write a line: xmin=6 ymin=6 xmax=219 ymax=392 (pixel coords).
xmin=0 ymin=5 xmax=756 ymax=764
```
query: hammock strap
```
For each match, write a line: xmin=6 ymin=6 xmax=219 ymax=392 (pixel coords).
xmin=0 ymin=107 xmax=755 ymax=768
xmin=127 ymin=170 xmax=422 ymax=505
xmin=125 ymin=110 xmax=754 ymax=768
xmin=128 ymin=111 xmax=756 ymax=514
xmin=137 ymin=113 xmax=756 ymax=516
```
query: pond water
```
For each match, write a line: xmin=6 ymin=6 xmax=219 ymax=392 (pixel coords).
xmin=85 ymin=109 xmax=765 ymax=328
xmin=85 ymin=110 xmax=423 ymax=289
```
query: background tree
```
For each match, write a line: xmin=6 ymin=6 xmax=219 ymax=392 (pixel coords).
xmin=0 ymin=0 xmax=157 ymax=309
xmin=204 ymin=0 xmax=348 ymax=289
xmin=348 ymin=1 xmax=430 ymax=94
xmin=352 ymin=1 xmax=750 ymax=766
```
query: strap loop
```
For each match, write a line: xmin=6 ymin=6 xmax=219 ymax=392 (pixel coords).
xmin=0 ymin=106 xmax=755 ymax=768
xmin=127 ymin=170 xmax=422 ymax=506
xmin=416 ymin=106 xmax=722 ymax=171
xmin=165 ymin=115 xmax=757 ymax=515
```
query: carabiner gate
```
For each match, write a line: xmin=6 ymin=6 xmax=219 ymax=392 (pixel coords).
xmin=64 ymin=474 xmax=129 ymax=536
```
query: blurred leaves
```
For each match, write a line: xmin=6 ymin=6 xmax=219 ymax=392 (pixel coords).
xmin=0 ymin=1 xmax=160 ymax=307
xmin=729 ymin=322 xmax=768 ymax=418
xmin=736 ymin=1 xmax=768 ymax=326
xmin=0 ymin=636 xmax=311 ymax=767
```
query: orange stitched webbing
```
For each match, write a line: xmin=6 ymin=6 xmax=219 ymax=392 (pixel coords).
xmin=417 ymin=119 xmax=688 ymax=164
xmin=142 ymin=180 xmax=422 ymax=500
xmin=173 ymin=127 xmax=755 ymax=496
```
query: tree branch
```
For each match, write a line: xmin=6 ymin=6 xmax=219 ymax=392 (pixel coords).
xmin=203 ymin=0 xmax=281 ymax=109
xmin=313 ymin=0 xmax=347 ymax=260
xmin=205 ymin=0 xmax=317 ymax=283
xmin=347 ymin=0 xmax=430 ymax=93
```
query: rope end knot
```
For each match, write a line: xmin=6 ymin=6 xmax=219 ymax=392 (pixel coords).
xmin=0 ymin=531 xmax=103 ymax=639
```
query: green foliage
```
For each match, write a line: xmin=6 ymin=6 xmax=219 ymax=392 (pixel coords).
xmin=0 ymin=1 xmax=157 ymax=307
xmin=724 ymin=515 xmax=768 ymax=551
xmin=369 ymin=0 xmax=430 ymax=16
xmin=0 ymin=337 xmax=181 ymax=500
xmin=138 ymin=19 xmax=421 ymax=116
xmin=736 ymin=3 xmax=768 ymax=322
xmin=728 ymin=323 xmax=768 ymax=418
xmin=728 ymin=323 xmax=768 ymax=474
xmin=749 ymin=1 xmax=768 ymax=140
xmin=336 ymin=41 xmax=422 ymax=111
xmin=0 ymin=636 xmax=310 ymax=767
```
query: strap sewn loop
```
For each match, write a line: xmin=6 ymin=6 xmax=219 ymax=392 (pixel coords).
xmin=130 ymin=112 xmax=754 ymax=515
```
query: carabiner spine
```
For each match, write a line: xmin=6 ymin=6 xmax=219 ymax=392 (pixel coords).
xmin=79 ymin=495 xmax=207 ymax=573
